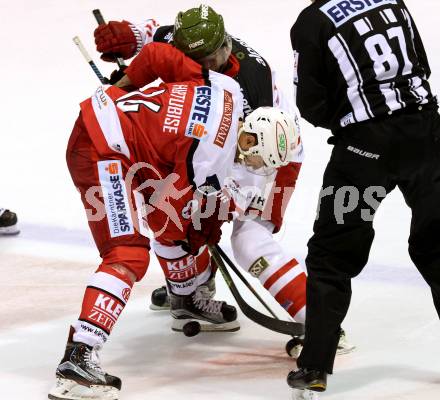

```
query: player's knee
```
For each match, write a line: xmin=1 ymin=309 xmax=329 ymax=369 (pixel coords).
xmin=231 ymin=225 xmax=247 ymax=267
xmin=98 ymin=246 xmax=150 ymax=284
xmin=231 ymin=219 xmax=282 ymax=272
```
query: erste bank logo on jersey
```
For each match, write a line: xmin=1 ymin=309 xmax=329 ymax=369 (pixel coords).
xmin=185 ymin=86 xmax=213 ymax=140
xmin=98 ymin=160 xmax=134 ymax=238
xmin=320 ymin=0 xmax=397 ymax=27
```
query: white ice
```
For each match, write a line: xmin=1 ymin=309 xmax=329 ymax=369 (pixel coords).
xmin=0 ymin=0 xmax=439 ymax=399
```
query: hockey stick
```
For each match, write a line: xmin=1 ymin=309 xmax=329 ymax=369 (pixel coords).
xmin=209 ymin=245 xmax=304 ymax=336
xmin=93 ymin=9 xmax=127 ymax=69
xmin=72 ymin=36 xmax=108 ymax=84
xmin=215 ymin=244 xmax=279 ymax=319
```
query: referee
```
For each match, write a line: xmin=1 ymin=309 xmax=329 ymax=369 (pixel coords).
xmin=288 ymin=0 xmax=440 ymax=394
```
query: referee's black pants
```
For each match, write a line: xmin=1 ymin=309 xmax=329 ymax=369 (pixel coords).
xmin=297 ymin=108 xmax=440 ymax=374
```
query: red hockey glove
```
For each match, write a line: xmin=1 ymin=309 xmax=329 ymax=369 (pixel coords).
xmin=108 ymin=66 xmax=127 ymax=84
xmin=94 ymin=21 xmax=138 ymax=61
xmin=183 ymin=193 xmax=235 ymax=256
xmin=184 ymin=216 xmax=223 ymax=256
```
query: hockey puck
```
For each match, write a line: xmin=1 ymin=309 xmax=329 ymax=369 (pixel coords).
xmin=182 ymin=321 xmax=201 ymax=337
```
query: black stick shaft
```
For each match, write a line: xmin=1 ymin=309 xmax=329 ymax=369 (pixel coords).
xmin=92 ymin=9 xmax=105 ymax=25
xmin=215 ymin=245 xmax=279 ymax=319
xmin=89 ymin=61 xmax=107 ymax=84
xmin=209 ymin=246 xmax=304 ymax=336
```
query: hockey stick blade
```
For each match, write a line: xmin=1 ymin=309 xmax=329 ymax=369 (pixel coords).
xmin=209 ymin=246 xmax=304 ymax=336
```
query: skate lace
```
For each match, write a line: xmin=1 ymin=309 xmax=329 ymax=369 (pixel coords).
xmin=84 ymin=344 xmax=104 ymax=374
xmin=192 ymin=286 xmax=223 ymax=314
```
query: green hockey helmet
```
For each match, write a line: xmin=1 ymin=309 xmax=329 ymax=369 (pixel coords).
xmin=173 ymin=4 xmax=226 ymax=60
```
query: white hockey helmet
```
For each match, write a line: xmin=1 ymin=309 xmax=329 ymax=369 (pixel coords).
xmin=238 ymin=107 xmax=300 ymax=168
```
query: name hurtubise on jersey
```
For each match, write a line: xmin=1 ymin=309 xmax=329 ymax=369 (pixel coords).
xmin=163 ymin=84 xmax=188 ymax=134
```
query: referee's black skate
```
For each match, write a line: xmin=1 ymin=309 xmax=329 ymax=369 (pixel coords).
xmin=287 ymin=368 xmax=327 ymax=392
xmin=170 ymin=284 xmax=239 ymax=333
xmin=48 ymin=327 xmax=121 ymax=400
xmin=0 ymin=208 xmax=19 ymax=235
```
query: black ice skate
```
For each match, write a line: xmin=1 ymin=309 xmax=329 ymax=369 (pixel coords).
xmin=170 ymin=284 xmax=239 ymax=333
xmin=287 ymin=368 xmax=327 ymax=392
xmin=0 ymin=209 xmax=19 ymax=235
xmin=150 ymin=276 xmax=216 ymax=311
xmin=48 ymin=327 xmax=121 ymax=400
xmin=149 ymin=285 xmax=170 ymax=310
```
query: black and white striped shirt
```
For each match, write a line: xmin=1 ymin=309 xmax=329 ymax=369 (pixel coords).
xmin=291 ymin=0 xmax=436 ymax=130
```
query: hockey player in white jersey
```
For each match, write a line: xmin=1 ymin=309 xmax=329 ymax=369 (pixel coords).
xmin=95 ymin=5 xmax=354 ymax=358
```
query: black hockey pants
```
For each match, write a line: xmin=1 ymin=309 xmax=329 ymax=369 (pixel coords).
xmin=297 ymin=107 xmax=440 ymax=373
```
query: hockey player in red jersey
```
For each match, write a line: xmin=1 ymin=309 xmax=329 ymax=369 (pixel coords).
xmin=48 ymin=42 xmax=303 ymax=399
xmin=94 ymin=3 xmax=307 ymax=314
xmin=93 ymin=4 xmax=354 ymax=357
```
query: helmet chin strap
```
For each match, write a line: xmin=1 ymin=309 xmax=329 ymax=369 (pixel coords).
xmin=237 ymin=126 xmax=248 ymax=156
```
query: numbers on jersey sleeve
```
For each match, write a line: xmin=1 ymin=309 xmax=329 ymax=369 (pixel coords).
xmin=116 ymin=89 xmax=165 ymax=113
xmin=364 ymin=26 xmax=413 ymax=81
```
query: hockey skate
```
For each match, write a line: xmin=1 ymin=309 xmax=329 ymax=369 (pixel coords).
xmin=150 ymin=276 xmax=216 ymax=311
xmin=286 ymin=328 xmax=355 ymax=358
xmin=48 ymin=327 xmax=121 ymax=400
xmin=287 ymin=368 xmax=327 ymax=392
xmin=0 ymin=209 xmax=19 ymax=235
xmin=149 ymin=285 xmax=170 ymax=310
xmin=170 ymin=284 xmax=239 ymax=333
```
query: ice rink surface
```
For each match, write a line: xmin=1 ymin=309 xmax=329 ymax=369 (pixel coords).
xmin=1 ymin=0 xmax=439 ymax=399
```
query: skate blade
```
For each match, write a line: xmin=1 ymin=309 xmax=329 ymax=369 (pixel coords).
xmin=289 ymin=343 xmax=355 ymax=359
xmin=149 ymin=303 xmax=170 ymax=311
xmin=48 ymin=378 xmax=119 ymax=400
xmin=308 ymin=382 xmax=326 ymax=392
xmin=291 ymin=389 xmax=320 ymax=400
xmin=171 ymin=319 xmax=240 ymax=333
xmin=0 ymin=225 xmax=20 ymax=235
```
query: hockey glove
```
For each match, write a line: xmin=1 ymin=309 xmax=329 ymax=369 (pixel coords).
xmin=94 ymin=21 xmax=138 ymax=61
xmin=183 ymin=193 xmax=235 ymax=256
xmin=108 ymin=66 xmax=127 ymax=84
